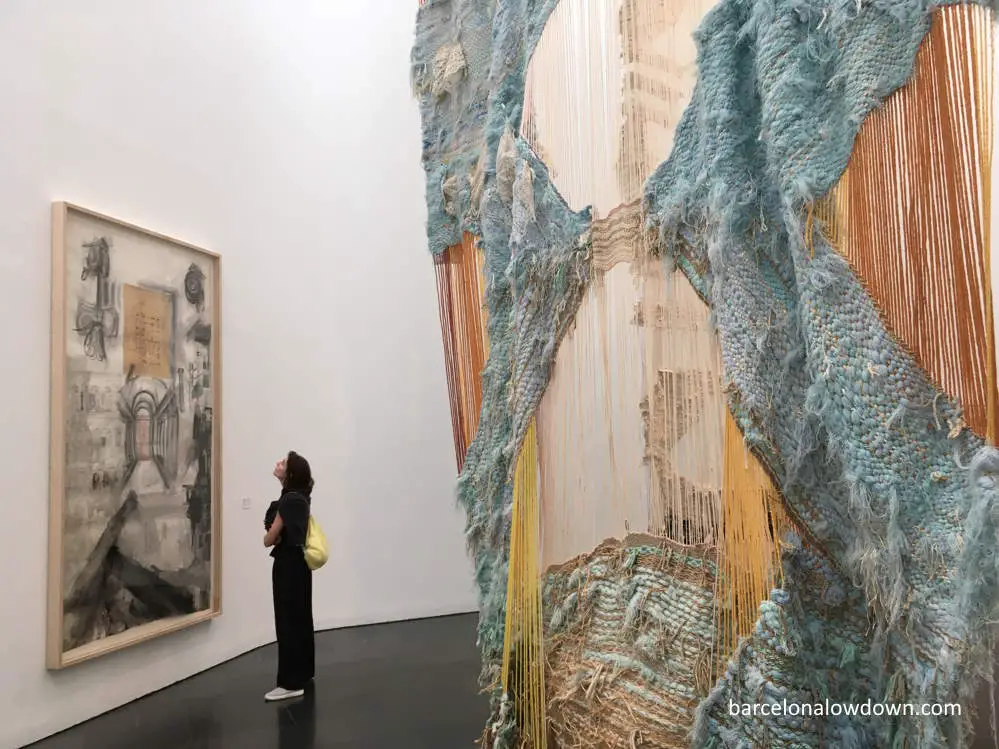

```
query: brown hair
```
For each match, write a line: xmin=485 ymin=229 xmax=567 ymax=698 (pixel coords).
xmin=283 ymin=451 xmax=313 ymax=495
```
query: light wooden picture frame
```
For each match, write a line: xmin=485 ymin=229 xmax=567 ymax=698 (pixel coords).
xmin=47 ymin=202 xmax=222 ymax=669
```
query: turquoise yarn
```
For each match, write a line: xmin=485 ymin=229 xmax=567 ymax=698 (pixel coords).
xmin=645 ymin=0 xmax=999 ymax=745
xmin=412 ymin=0 xmax=999 ymax=745
xmin=413 ymin=0 xmax=587 ymax=713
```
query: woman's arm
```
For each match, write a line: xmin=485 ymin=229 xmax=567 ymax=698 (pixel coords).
xmin=264 ymin=512 xmax=284 ymax=547
xmin=263 ymin=500 xmax=279 ymax=530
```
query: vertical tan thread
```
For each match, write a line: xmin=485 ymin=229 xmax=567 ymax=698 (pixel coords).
xmin=526 ymin=0 xmax=789 ymax=711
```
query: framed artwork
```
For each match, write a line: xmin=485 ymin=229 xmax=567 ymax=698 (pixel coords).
xmin=47 ymin=202 xmax=222 ymax=669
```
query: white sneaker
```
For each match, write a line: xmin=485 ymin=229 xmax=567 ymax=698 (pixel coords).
xmin=264 ymin=687 xmax=305 ymax=702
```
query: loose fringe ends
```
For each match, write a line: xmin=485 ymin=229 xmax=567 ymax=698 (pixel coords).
xmin=526 ymin=0 xmax=726 ymax=569
xmin=641 ymin=251 xmax=727 ymax=550
xmin=536 ymin=217 xmax=727 ymax=570
xmin=799 ymin=6 xmax=999 ymax=745
xmin=434 ymin=233 xmax=490 ymax=473
xmin=521 ymin=0 xmax=716 ymax=218
xmin=457 ymin=144 xmax=592 ymax=727
xmin=501 ymin=421 xmax=547 ymax=749
xmin=416 ymin=0 xmax=999 ymax=746
xmin=813 ymin=2 xmax=997 ymax=443
xmin=536 ymin=245 xmax=650 ymax=572
xmin=482 ymin=692 xmax=521 ymax=749
xmin=543 ymin=537 xmax=718 ymax=749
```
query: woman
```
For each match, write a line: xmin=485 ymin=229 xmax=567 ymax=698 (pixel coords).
xmin=263 ymin=450 xmax=316 ymax=701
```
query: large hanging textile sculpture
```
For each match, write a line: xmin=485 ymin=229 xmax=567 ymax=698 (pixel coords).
xmin=412 ymin=0 xmax=999 ymax=747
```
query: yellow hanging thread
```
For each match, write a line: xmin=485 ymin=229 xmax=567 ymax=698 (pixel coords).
xmin=501 ymin=420 xmax=547 ymax=748
xmin=714 ymin=411 xmax=790 ymax=681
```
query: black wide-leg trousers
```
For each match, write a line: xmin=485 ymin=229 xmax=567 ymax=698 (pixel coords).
xmin=272 ymin=548 xmax=315 ymax=690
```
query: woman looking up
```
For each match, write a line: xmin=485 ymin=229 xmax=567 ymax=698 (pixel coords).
xmin=263 ymin=450 xmax=316 ymax=701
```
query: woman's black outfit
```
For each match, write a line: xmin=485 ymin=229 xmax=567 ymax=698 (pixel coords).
xmin=265 ymin=489 xmax=315 ymax=690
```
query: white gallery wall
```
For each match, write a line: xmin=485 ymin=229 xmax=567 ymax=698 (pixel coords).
xmin=0 ymin=2 xmax=476 ymax=746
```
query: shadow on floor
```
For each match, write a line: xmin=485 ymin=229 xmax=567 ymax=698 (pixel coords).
xmin=28 ymin=613 xmax=489 ymax=749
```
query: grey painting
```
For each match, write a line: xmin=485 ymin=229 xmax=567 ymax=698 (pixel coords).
xmin=50 ymin=204 xmax=220 ymax=666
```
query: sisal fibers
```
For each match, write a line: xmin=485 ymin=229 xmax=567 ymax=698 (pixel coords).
xmin=501 ymin=420 xmax=547 ymax=748
xmin=415 ymin=0 xmax=999 ymax=744
xmin=814 ymin=3 xmax=997 ymax=442
xmin=713 ymin=410 xmax=791 ymax=682
xmin=522 ymin=0 xmax=713 ymax=218
xmin=537 ymin=254 xmax=649 ymax=571
xmin=434 ymin=233 xmax=489 ymax=472
xmin=591 ymin=201 xmax=644 ymax=272
xmin=544 ymin=535 xmax=717 ymax=748
xmin=617 ymin=0 xmax=713 ymax=204
xmin=522 ymin=0 xmax=624 ymax=217
xmin=528 ymin=0 xmax=782 ymax=699
xmin=637 ymin=244 xmax=725 ymax=548
xmin=530 ymin=0 xmax=723 ymax=574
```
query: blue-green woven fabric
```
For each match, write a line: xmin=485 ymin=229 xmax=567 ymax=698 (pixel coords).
xmin=543 ymin=537 xmax=718 ymax=745
xmin=412 ymin=0 xmax=999 ymax=746
xmin=412 ymin=0 xmax=583 ymax=696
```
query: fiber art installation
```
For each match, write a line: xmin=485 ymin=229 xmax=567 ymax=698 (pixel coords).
xmin=413 ymin=0 xmax=999 ymax=746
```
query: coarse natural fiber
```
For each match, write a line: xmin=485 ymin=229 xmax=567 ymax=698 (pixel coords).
xmin=412 ymin=0 xmax=999 ymax=746
xmin=544 ymin=535 xmax=717 ymax=748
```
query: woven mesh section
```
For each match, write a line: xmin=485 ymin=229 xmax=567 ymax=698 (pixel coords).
xmin=544 ymin=536 xmax=716 ymax=748
xmin=412 ymin=0 xmax=999 ymax=747
xmin=644 ymin=1 xmax=999 ymax=745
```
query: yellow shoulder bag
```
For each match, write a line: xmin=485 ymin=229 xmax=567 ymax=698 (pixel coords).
xmin=304 ymin=515 xmax=329 ymax=571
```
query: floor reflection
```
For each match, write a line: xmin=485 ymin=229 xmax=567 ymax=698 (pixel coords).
xmin=276 ymin=684 xmax=316 ymax=749
xmin=27 ymin=615 xmax=488 ymax=749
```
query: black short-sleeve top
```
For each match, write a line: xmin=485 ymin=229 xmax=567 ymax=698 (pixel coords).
xmin=271 ymin=490 xmax=311 ymax=557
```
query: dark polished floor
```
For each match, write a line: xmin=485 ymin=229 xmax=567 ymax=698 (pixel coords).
xmin=28 ymin=613 xmax=489 ymax=749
